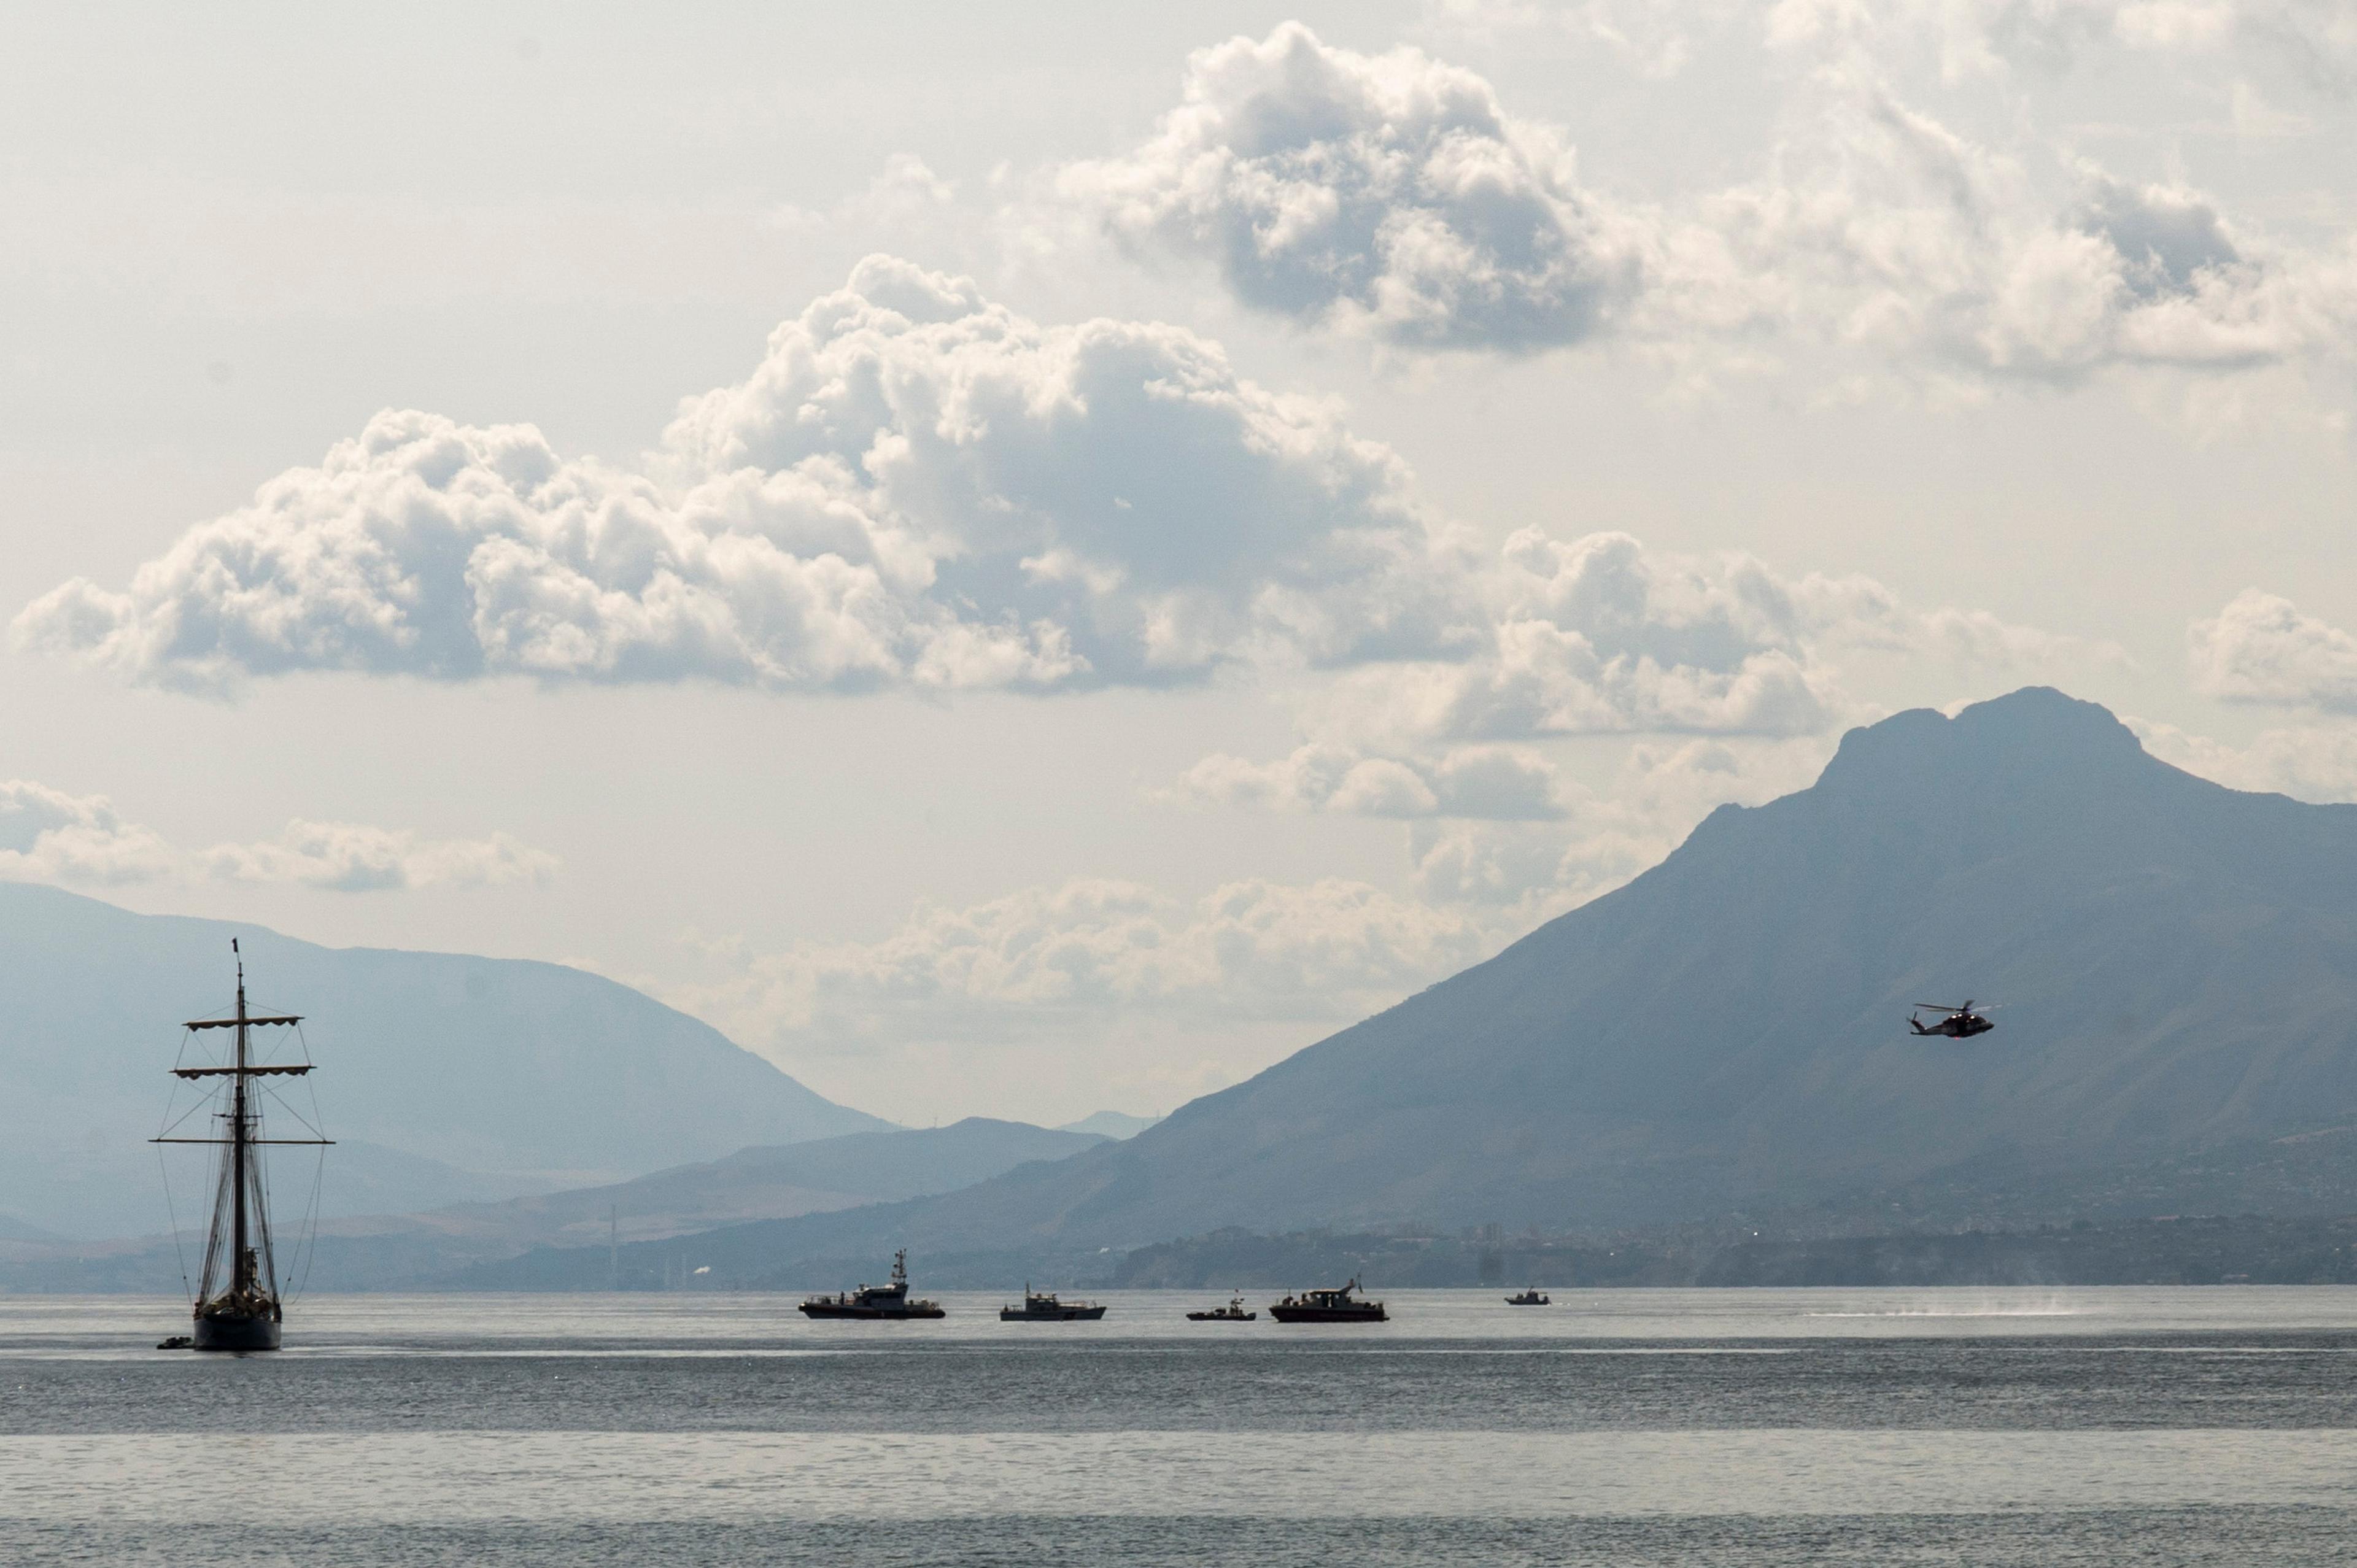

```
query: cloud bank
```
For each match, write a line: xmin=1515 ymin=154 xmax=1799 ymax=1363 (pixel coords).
xmin=0 ymin=781 xmax=554 ymax=892
xmin=1068 ymin=23 xmax=2357 ymax=377
xmin=2189 ymin=589 xmax=2357 ymax=712
xmin=676 ymin=874 xmax=1493 ymax=1051
xmin=18 ymin=257 xmax=1473 ymax=695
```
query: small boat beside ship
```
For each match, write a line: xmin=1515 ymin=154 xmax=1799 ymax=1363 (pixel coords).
xmin=1186 ymin=1294 xmax=1256 ymax=1322
xmin=1268 ymin=1276 xmax=1386 ymax=1323
xmin=999 ymin=1286 xmax=1107 ymax=1321
xmin=799 ymin=1249 xmax=946 ymax=1319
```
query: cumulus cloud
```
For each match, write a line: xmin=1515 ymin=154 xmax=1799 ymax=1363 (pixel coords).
xmin=0 ymin=781 xmax=552 ymax=892
xmin=0 ymin=782 xmax=179 ymax=885
xmin=1406 ymin=733 xmax=1834 ymax=913
xmin=1660 ymin=80 xmax=2357 ymax=381
xmin=2132 ymin=716 xmax=2357 ymax=802
xmin=18 ymin=257 xmax=1476 ymax=694
xmin=2189 ymin=588 xmax=2357 ymax=711
xmin=1169 ymin=741 xmax=1566 ymax=818
xmin=1061 ymin=22 xmax=1641 ymax=349
xmin=674 ymin=875 xmax=1493 ymax=1049
xmin=1068 ymin=24 xmax=2357 ymax=380
xmin=1299 ymin=528 xmax=2081 ymax=749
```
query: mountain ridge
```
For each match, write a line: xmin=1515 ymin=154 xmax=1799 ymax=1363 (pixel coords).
xmin=0 ymin=882 xmax=888 ymax=1236
xmin=519 ymin=686 xmax=2357 ymax=1271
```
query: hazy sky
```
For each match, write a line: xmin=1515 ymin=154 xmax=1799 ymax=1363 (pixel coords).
xmin=5 ymin=1 xmax=2354 ymax=1125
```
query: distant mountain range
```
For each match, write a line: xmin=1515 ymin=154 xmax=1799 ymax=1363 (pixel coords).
xmin=0 ymin=884 xmax=887 ymax=1237
xmin=513 ymin=687 xmax=2357 ymax=1282
xmin=341 ymin=1116 xmax=1106 ymax=1257
xmin=0 ymin=1117 xmax=1110 ymax=1291
xmin=1056 ymin=1111 xmax=1161 ymax=1140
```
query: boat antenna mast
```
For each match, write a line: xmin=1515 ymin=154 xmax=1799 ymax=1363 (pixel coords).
xmin=153 ymin=939 xmax=333 ymax=1316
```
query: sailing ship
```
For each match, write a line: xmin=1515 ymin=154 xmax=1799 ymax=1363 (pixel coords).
xmin=153 ymin=941 xmax=330 ymax=1351
xmin=799 ymin=1249 xmax=946 ymax=1319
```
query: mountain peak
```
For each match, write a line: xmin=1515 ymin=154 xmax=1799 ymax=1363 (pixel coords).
xmin=1812 ymin=687 xmax=2149 ymax=806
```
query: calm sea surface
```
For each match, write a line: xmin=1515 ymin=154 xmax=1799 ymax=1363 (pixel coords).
xmin=4 ymin=1288 xmax=2356 ymax=1564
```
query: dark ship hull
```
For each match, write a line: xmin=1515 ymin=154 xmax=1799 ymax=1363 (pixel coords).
xmin=1268 ymin=1303 xmax=1386 ymax=1323
xmin=799 ymin=1301 xmax=946 ymax=1320
xmin=193 ymin=1310 xmax=282 ymax=1352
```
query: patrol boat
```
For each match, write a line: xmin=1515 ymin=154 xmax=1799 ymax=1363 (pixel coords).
xmin=799 ymin=1249 xmax=946 ymax=1319
xmin=999 ymin=1285 xmax=1107 ymax=1321
xmin=153 ymin=941 xmax=331 ymax=1352
xmin=1185 ymin=1293 xmax=1256 ymax=1322
xmin=1268 ymin=1276 xmax=1386 ymax=1323
xmin=1506 ymin=1288 xmax=1551 ymax=1305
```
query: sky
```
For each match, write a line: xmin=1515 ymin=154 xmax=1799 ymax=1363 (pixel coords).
xmin=3 ymin=0 xmax=2355 ymax=1127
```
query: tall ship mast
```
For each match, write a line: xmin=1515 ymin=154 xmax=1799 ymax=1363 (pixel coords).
xmin=153 ymin=940 xmax=330 ymax=1352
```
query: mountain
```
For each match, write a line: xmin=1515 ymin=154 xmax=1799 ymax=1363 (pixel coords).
xmin=1057 ymin=1111 xmax=1162 ymax=1140
xmin=0 ymin=1118 xmax=1106 ymax=1291
xmin=344 ymin=1117 xmax=1108 ymax=1256
xmin=0 ymin=883 xmax=888 ymax=1237
xmin=559 ymin=687 xmax=2357 ymax=1275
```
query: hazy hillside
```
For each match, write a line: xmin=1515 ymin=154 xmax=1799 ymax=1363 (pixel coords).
xmin=584 ymin=687 xmax=2357 ymax=1269
xmin=0 ymin=884 xmax=887 ymax=1237
xmin=1057 ymin=1111 xmax=1161 ymax=1140
xmin=354 ymin=1117 xmax=1107 ymax=1254
xmin=0 ymin=1118 xmax=1105 ymax=1292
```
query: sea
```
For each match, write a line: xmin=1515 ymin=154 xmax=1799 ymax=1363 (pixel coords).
xmin=4 ymin=1286 xmax=2356 ymax=1566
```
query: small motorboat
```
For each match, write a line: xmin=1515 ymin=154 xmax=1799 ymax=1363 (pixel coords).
xmin=155 ymin=1336 xmax=194 ymax=1350
xmin=999 ymin=1285 xmax=1107 ymax=1321
xmin=1268 ymin=1277 xmax=1386 ymax=1323
xmin=1506 ymin=1288 xmax=1550 ymax=1306
xmin=1186 ymin=1294 xmax=1256 ymax=1322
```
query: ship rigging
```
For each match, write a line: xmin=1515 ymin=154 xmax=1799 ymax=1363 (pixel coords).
xmin=152 ymin=940 xmax=331 ymax=1351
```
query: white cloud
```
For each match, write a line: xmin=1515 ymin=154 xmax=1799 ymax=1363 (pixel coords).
xmin=1061 ymin=22 xmax=1641 ymax=350
xmin=1168 ymin=741 xmax=1565 ymax=818
xmin=2132 ymin=715 xmax=2357 ymax=801
xmin=1069 ymin=24 xmax=2357 ymax=383
xmin=1425 ymin=0 xmax=1709 ymax=76
xmin=664 ymin=716 xmax=1839 ymax=1111
xmin=1662 ymin=82 xmax=2357 ymax=382
xmin=1435 ymin=0 xmax=2357 ymax=81
xmin=0 ymin=781 xmax=552 ymax=892
xmin=1296 ymin=528 xmax=2088 ymax=751
xmin=2189 ymin=587 xmax=2357 ymax=711
xmin=673 ymin=874 xmax=1495 ymax=1050
xmin=18 ymin=256 xmax=1476 ymax=695
xmin=1762 ymin=0 xmax=2356 ymax=80
xmin=1406 ymin=733 xmax=1834 ymax=914
xmin=0 ymin=782 xmax=178 ymax=885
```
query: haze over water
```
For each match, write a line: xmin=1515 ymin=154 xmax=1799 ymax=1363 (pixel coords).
xmin=6 ymin=1288 xmax=2355 ymax=1565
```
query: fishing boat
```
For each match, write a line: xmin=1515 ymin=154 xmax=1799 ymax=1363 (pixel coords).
xmin=153 ymin=941 xmax=331 ymax=1351
xmin=1185 ymin=1293 xmax=1256 ymax=1322
xmin=799 ymin=1249 xmax=946 ymax=1319
xmin=999 ymin=1285 xmax=1107 ymax=1321
xmin=1268 ymin=1276 xmax=1386 ymax=1323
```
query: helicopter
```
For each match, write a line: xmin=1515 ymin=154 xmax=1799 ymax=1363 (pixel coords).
xmin=1909 ymin=1001 xmax=1994 ymax=1040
